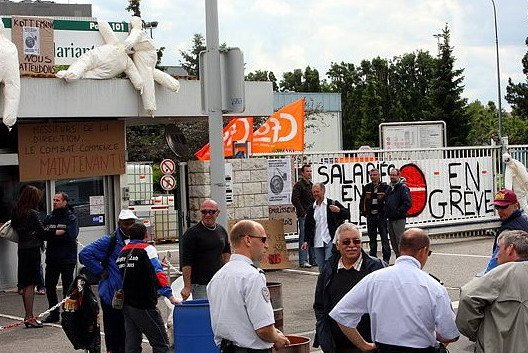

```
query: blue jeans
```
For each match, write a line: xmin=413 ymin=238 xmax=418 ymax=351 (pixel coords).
xmin=298 ymin=216 xmax=316 ymax=265
xmin=313 ymin=242 xmax=334 ymax=269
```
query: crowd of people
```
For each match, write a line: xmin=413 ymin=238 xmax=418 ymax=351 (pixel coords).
xmin=4 ymin=169 xmax=528 ymax=353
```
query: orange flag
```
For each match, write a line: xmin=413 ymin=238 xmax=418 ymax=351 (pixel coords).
xmin=252 ymin=99 xmax=305 ymax=153
xmin=195 ymin=117 xmax=254 ymax=160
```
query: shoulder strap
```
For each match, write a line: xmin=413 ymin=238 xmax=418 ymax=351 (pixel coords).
xmin=101 ymin=231 xmax=118 ymax=269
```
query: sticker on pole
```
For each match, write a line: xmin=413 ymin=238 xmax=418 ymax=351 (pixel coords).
xmin=160 ymin=175 xmax=176 ymax=191
xmin=160 ymin=159 xmax=176 ymax=175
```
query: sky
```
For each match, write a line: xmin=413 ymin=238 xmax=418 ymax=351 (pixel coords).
xmin=61 ymin=0 xmax=525 ymax=110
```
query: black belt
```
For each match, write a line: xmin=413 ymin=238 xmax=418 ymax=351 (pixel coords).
xmin=233 ymin=347 xmax=271 ymax=353
xmin=376 ymin=342 xmax=436 ymax=353
xmin=220 ymin=339 xmax=272 ymax=353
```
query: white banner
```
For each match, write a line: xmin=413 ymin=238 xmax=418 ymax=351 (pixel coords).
xmin=312 ymin=157 xmax=496 ymax=227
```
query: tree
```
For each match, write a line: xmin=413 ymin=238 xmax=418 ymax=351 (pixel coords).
xmin=505 ymin=41 xmax=528 ymax=119
xmin=429 ymin=25 xmax=468 ymax=146
xmin=279 ymin=66 xmax=321 ymax=92
xmin=126 ymin=0 xmax=141 ymax=16
xmin=179 ymin=33 xmax=206 ymax=77
xmin=246 ymin=70 xmax=278 ymax=91
xmin=466 ymin=100 xmax=498 ymax=145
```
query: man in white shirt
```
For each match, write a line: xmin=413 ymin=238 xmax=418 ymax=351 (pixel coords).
xmin=329 ymin=228 xmax=459 ymax=353
xmin=207 ymin=220 xmax=289 ymax=352
xmin=303 ymin=183 xmax=350 ymax=268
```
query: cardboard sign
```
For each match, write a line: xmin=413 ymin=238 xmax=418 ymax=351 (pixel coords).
xmin=269 ymin=205 xmax=298 ymax=234
xmin=228 ymin=219 xmax=290 ymax=270
xmin=11 ymin=16 xmax=55 ymax=76
xmin=18 ymin=121 xmax=126 ymax=181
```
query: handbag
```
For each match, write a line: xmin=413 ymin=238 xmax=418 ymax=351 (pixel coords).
xmin=113 ymin=249 xmax=133 ymax=310
xmin=0 ymin=220 xmax=19 ymax=243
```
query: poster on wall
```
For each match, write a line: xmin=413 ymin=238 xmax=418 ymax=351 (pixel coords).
xmin=11 ymin=16 xmax=55 ymax=76
xmin=312 ymin=157 xmax=496 ymax=229
xmin=267 ymin=159 xmax=292 ymax=205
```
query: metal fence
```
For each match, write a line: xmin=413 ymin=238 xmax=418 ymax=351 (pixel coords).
xmin=255 ymin=145 xmax=505 ymax=236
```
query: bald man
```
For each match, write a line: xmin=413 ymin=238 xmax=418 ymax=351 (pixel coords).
xmin=207 ymin=220 xmax=289 ymax=352
xmin=329 ymin=228 xmax=459 ymax=353
xmin=180 ymin=199 xmax=231 ymax=300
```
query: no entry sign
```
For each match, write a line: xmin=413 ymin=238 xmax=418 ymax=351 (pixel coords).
xmin=160 ymin=159 xmax=176 ymax=175
xmin=160 ymin=174 xmax=176 ymax=191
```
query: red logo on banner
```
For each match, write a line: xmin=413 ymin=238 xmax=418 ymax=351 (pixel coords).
xmin=400 ymin=163 xmax=427 ymax=217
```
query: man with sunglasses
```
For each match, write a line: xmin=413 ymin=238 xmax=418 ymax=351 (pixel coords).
xmin=329 ymin=228 xmax=459 ymax=353
xmin=207 ymin=220 xmax=290 ymax=353
xmin=313 ymin=224 xmax=385 ymax=353
xmin=457 ymin=230 xmax=528 ymax=353
xmin=483 ymin=188 xmax=528 ymax=273
xmin=180 ymin=199 xmax=230 ymax=300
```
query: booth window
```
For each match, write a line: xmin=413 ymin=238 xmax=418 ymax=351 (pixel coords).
xmin=56 ymin=177 xmax=105 ymax=227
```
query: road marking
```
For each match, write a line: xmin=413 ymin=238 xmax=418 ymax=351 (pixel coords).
xmin=283 ymin=269 xmax=320 ymax=276
xmin=432 ymin=252 xmax=489 ymax=259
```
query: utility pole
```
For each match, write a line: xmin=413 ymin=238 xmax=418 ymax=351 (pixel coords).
xmin=204 ymin=0 xmax=227 ymax=227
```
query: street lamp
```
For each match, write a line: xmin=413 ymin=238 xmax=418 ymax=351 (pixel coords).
xmin=490 ymin=0 xmax=503 ymax=139
xmin=143 ymin=21 xmax=158 ymax=39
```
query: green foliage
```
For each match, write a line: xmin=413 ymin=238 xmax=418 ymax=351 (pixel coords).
xmin=466 ymin=100 xmax=498 ymax=145
xmin=246 ymin=70 xmax=278 ymax=91
xmin=429 ymin=25 xmax=468 ymax=146
xmin=179 ymin=33 xmax=206 ymax=77
xmin=279 ymin=66 xmax=321 ymax=92
xmin=126 ymin=125 xmax=172 ymax=163
xmin=156 ymin=47 xmax=166 ymax=70
xmin=506 ymin=47 xmax=528 ymax=119
xmin=126 ymin=0 xmax=141 ymax=17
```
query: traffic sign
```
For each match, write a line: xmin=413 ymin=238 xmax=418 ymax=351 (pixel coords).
xmin=160 ymin=159 xmax=176 ymax=175
xmin=160 ymin=174 xmax=176 ymax=191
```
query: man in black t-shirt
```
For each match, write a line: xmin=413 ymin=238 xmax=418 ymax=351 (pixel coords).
xmin=180 ymin=199 xmax=231 ymax=300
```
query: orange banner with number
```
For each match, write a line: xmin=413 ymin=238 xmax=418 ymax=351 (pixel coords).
xmin=252 ymin=99 xmax=305 ymax=153
xmin=195 ymin=117 xmax=254 ymax=160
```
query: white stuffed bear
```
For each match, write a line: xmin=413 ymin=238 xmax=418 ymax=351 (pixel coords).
xmin=56 ymin=20 xmax=143 ymax=92
xmin=503 ymin=152 xmax=528 ymax=211
xmin=0 ymin=19 xmax=20 ymax=130
xmin=124 ymin=16 xmax=179 ymax=116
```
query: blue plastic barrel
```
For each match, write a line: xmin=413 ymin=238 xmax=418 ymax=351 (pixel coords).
xmin=174 ymin=299 xmax=219 ymax=353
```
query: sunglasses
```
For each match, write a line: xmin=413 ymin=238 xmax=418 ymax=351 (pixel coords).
xmin=494 ymin=204 xmax=509 ymax=210
xmin=201 ymin=209 xmax=218 ymax=215
xmin=340 ymin=238 xmax=362 ymax=246
xmin=247 ymin=235 xmax=267 ymax=243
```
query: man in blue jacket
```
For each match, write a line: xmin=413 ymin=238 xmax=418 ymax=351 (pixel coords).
xmin=79 ymin=209 xmax=138 ymax=353
xmin=42 ymin=192 xmax=79 ymax=323
xmin=385 ymin=169 xmax=411 ymax=259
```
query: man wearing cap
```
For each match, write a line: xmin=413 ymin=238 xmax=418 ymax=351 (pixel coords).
xmin=484 ymin=188 xmax=528 ymax=273
xmin=180 ymin=199 xmax=231 ymax=300
xmin=79 ymin=209 xmax=138 ymax=353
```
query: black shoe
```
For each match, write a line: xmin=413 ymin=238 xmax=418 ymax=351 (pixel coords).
xmin=42 ymin=315 xmax=60 ymax=324
xmin=24 ymin=318 xmax=43 ymax=328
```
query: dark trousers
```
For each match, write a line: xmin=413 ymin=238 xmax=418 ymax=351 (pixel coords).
xmin=45 ymin=263 xmax=75 ymax=317
xmin=366 ymin=214 xmax=391 ymax=261
xmin=123 ymin=305 xmax=170 ymax=353
xmin=101 ymin=300 xmax=126 ymax=353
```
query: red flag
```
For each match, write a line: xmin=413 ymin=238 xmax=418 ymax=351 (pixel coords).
xmin=195 ymin=117 xmax=254 ymax=160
